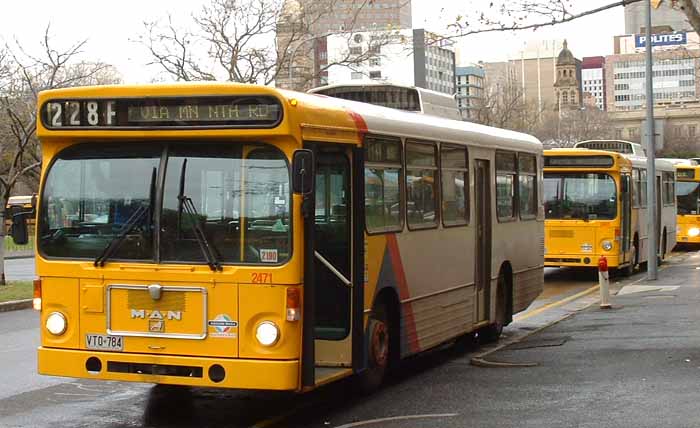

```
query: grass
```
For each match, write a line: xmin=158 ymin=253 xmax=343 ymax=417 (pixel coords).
xmin=4 ymin=235 xmax=34 ymax=253
xmin=0 ymin=280 xmax=33 ymax=302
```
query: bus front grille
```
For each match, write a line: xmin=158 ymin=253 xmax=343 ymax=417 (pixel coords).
xmin=545 ymin=257 xmax=581 ymax=263
xmin=107 ymin=361 xmax=203 ymax=378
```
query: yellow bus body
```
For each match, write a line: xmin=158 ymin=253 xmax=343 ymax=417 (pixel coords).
xmin=34 ymin=83 xmax=544 ymax=392
xmin=544 ymin=149 xmax=631 ymax=269
xmin=675 ymin=165 xmax=700 ymax=244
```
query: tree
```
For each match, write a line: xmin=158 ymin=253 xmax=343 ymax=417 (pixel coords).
xmin=0 ymin=26 xmax=121 ymax=284
xmin=139 ymin=0 xmax=391 ymax=90
xmin=448 ymin=1 xmax=700 ymax=38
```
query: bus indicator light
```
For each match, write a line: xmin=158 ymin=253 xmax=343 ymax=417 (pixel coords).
xmin=286 ymin=288 xmax=300 ymax=322
xmin=33 ymin=279 xmax=42 ymax=311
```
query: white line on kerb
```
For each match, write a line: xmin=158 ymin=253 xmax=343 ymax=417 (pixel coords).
xmin=332 ymin=413 xmax=459 ymax=428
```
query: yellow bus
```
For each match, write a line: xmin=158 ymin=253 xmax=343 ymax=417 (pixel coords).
xmin=674 ymin=162 xmax=700 ymax=245
xmin=544 ymin=141 xmax=677 ymax=275
xmin=23 ymin=83 xmax=544 ymax=392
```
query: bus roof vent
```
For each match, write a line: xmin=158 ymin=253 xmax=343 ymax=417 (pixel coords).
xmin=574 ymin=140 xmax=646 ymax=156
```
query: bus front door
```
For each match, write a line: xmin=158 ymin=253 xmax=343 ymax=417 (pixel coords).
xmin=311 ymin=149 xmax=356 ymax=385
xmin=621 ymin=174 xmax=632 ymax=262
xmin=475 ymin=159 xmax=492 ymax=324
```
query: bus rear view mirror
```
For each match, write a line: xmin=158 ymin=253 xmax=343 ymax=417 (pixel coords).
xmin=292 ymin=149 xmax=314 ymax=195
xmin=10 ymin=213 xmax=28 ymax=245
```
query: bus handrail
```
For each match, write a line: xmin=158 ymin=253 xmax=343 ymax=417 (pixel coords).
xmin=314 ymin=251 xmax=352 ymax=287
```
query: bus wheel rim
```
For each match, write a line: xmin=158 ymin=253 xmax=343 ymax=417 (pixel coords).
xmin=371 ymin=321 xmax=388 ymax=367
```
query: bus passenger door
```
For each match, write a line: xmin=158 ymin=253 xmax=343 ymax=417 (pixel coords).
xmin=621 ymin=174 xmax=631 ymax=261
xmin=312 ymin=149 xmax=355 ymax=382
xmin=475 ymin=160 xmax=492 ymax=324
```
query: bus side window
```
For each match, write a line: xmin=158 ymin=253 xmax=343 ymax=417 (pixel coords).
xmin=632 ymin=169 xmax=639 ymax=208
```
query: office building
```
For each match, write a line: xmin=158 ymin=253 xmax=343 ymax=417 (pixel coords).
xmin=276 ymin=0 xmax=412 ymax=90
xmin=456 ymin=66 xmax=485 ymax=120
xmin=324 ymin=29 xmax=456 ymax=95
xmin=581 ymin=57 xmax=606 ymax=111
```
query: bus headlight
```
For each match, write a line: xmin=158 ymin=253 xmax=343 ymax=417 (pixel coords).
xmin=255 ymin=321 xmax=280 ymax=346
xmin=601 ymin=240 xmax=613 ymax=251
xmin=689 ymin=227 xmax=700 ymax=237
xmin=46 ymin=312 xmax=67 ymax=336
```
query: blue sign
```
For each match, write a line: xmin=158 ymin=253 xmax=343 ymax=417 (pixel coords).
xmin=635 ymin=32 xmax=687 ymax=48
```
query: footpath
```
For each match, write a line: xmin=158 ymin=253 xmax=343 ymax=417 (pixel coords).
xmin=465 ymin=250 xmax=700 ymax=428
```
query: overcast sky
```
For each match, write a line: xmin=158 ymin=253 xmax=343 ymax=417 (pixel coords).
xmin=0 ymin=0 xmax=625 ymax=83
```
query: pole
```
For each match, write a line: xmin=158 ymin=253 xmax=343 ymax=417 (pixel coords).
xmin=645 ymin=0 xmax=658 ymax=280
xmin=598 ymin=256 xmax=611 ymax=309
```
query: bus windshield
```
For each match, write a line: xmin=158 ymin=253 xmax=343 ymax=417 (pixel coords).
xmin=39 ymin=143 xmax=291 ymax=264
xmin=676 ymin=181 xmax=700 ymax=215
xmin=544 ymin=173 xmax=617 ymax=220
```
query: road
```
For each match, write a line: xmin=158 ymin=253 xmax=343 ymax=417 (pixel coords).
xmin=0 ymin=258 xmax=689 ymax=427
xmin=5 ymin=257 xmax=35 ymax=281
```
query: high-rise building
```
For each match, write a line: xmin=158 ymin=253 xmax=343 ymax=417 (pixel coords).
xmin=455 ymin=66 xmax=485 ymax=121
xmin=624 ymin=2 xmax=691 ymax=34
xmin=324 ymin=29 xmax=456 ymax=95
xmin=581 ymin=57 xmax=606 ymax=111
xmin=276 ymin=0 xmax=412 ymax=90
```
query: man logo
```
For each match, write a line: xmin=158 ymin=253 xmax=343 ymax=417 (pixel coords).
xmin=130 ymin=309 xmax=182 ymax=321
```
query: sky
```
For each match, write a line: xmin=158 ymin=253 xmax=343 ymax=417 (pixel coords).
xmin=0 ymin=0 xmax=625 ymax=83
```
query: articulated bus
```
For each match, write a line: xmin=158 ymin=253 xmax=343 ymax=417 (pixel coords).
xmin=544 ymin=140 xmax=677 ymax=274
xmin=26 ymin=83 xmax=544 ymax=392
xmin=673 ymin=162 xmax=700 ymax=245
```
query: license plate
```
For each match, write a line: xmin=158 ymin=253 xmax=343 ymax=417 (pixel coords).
xmin=86 ymin=334 xmax=123 ymax=351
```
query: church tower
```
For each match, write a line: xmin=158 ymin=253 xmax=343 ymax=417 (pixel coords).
xmin=554 ymin=40 xmax=582 ymax=110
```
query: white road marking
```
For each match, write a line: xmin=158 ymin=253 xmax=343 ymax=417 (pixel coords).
xmin=332 ymin=413 xmax=459 ymax=428
xmin=617 ymin=285 xmax=680 ymax=296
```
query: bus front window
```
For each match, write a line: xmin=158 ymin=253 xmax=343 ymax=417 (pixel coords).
xmin=676 ymin=181 xmax=700 ymax=215
xmin=544 ymin=173 xmax=617 ymax=220
xmin=39 ymin=143 xmax=291 ymax=265
xmin=39 ymin=144 xmax=160 ymax=260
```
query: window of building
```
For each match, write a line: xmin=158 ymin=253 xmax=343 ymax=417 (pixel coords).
xmin=441 ymin=144 xmax=468 ymax=226
xmin=349 ymin=46 xmax=362 ymax=55
xmin=369 ymin=70 xmax=382 ymax=79
xmin=518 ymin=153 xmax=537 ymax=220
xmin=369 ymin=57 xmax=381 ymax=67
xmin=406 ymin=141 xmax=438 ymax=229
xmin=365 ymin=135 xmax=403 ymax=233
xmin=496 ymin=151 xmax=517 ymax=221
xmin=562 ymin=91 xmax=569 ymax=105
xmin=351 ymin=71 xmax=363 ymax=80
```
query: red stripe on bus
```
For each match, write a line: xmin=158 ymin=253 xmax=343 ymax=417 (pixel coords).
xmin=386 ymin=234 xmax=420 ymax=353
xmin=347 ymin=110 xmax=368 ymax=138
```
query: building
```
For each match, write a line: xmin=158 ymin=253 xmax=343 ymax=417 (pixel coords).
xmin=614 ymin=30 xmax=700 ymax=55
xmin=553 ymin=40 xmax=583 ymax=111
xmin=606 ymin=49 xmax=699 ymax=113
xmin=480 ymin=39 xmax=566 ymax=111
xmin=455 ymin=66 xmax=485 ymax=121
xmin=625 ymin=1 xmax=691 ymax=34
xmin=581 ymin=56 xmax=606 ymax=111
xmin=276 ymin=0 xmax=412 ymax=90
xmin=324 ymin=29 xmax=456 ymax=95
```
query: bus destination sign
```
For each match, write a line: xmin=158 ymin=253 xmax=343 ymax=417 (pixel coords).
xmin=41 ymin=96 xmax=282 ymax=129
xmin=545 ymin=155 xmax=614 ymax=168
xmin=677 ymin=169 xmax=696 ymax=180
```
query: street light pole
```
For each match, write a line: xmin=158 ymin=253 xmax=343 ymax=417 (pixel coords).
xmin=645 ymin=0 xmax=658 ymax=280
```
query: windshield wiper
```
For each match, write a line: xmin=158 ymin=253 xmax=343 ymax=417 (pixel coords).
xmin=94 ymin=167 xmax=156 ymax=267
xmin=177 ymin=159 xmax=223 ymax=272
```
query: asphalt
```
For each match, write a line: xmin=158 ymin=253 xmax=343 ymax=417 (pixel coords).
xmin=277 ymin=252 xmax=700 ymax=428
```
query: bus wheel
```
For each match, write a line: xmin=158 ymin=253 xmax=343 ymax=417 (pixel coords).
xmin=479 ymin=272 xmax=507 ymax=344
xmin=358 ymin=302 xmax=390 ymax=391
xmin=622 ymin=243 xmax=637 ymax=277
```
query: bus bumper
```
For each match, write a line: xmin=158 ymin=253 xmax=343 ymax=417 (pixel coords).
xmin=544 ymin=254 xmax=621 ymax=268
xmin=38 ymin=347 xmax=300 ymax=391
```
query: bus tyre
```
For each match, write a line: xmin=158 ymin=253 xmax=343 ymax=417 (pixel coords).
xmin=358 ymin=302 xmax=390 ymax=391
xmin=480 ymin=273 xmax=507 ymax=344
xmin=622 ymin=244 xmax=637 ymax=277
